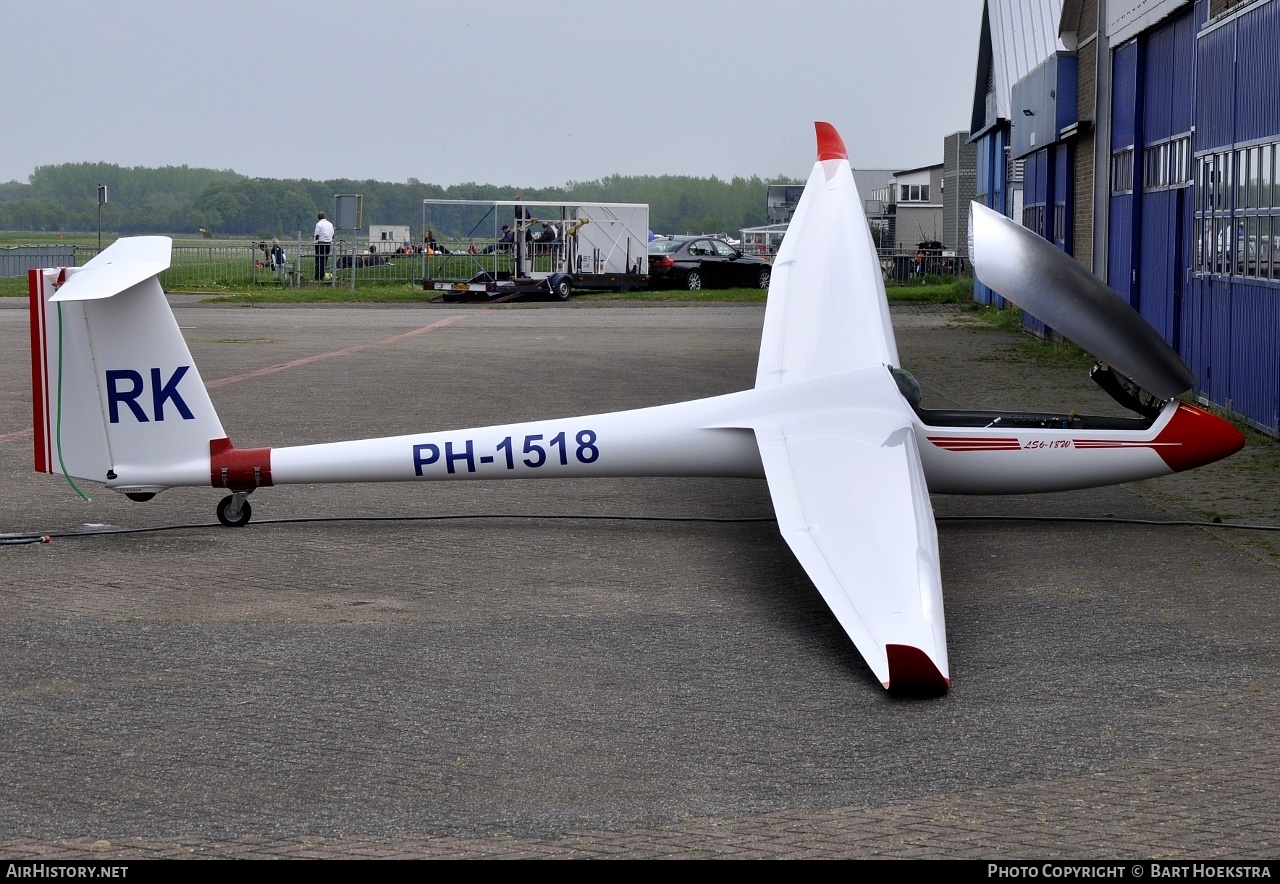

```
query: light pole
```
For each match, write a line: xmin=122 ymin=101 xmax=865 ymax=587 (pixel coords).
xmin=97 ymin=184 xmax=107 ymax=253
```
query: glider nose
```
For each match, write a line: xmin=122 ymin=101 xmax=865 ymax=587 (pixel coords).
xmin=1154 ymin=402 xmax=1246 ymax=472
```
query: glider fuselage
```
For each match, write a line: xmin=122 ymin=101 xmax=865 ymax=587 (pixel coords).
xmin=103 ymin=366 xmax=1240 ymax=498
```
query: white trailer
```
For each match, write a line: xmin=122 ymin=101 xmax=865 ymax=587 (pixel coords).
xmin=420 ymin=199 xmax=649 ymax=301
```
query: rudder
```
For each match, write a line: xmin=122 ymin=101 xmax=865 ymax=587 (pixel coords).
xmin=30 ymin=238 xmax=226 ymax=497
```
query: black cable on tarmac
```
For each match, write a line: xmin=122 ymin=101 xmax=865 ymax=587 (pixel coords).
xmin=3 ymin=512 xmax=1279 ymax=546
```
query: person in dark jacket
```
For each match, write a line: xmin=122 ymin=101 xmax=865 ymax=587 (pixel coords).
xmin=268 ymin=238 xmax=287 ymax=280
xmin=481 ymin=225 xmax=515 ymax=254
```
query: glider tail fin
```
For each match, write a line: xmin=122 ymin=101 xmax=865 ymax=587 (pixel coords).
xmin=30 ymin=238 xmax=226 ymax=496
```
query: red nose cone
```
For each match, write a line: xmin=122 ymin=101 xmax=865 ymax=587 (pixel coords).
xmin=1152 ymin=402 xmax=1246 ymax=472
xmin=815 ymin=121 xmax=848 ymax=162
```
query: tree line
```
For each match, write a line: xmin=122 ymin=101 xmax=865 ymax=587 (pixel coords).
xmin=0 ymin=162 xmax=798 ymax=240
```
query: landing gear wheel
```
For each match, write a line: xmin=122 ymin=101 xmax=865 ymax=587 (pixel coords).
xmin=553 ymin=277 xmax=572 ymax=301
xmin=216 ymin=494 xmax=252 ymax=527
xmin=758 ymin=267 xmax=771 ymax=289
xmin=686 ymin=271 xmax=702 ymax=291
xmin=126 ymin=492 xmax=156 ymax=502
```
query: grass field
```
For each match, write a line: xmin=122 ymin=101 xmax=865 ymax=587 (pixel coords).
xmin=190 ymin=277 xmax=974 ymax=305
xmin=1 ymin=276 xmax=975 ymax=302
xmin=2 ymin=227 xmax=976 ymax=305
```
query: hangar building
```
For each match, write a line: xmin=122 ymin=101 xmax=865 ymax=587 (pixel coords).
xmin=972 ymin=0 xmax=1280 ymax=435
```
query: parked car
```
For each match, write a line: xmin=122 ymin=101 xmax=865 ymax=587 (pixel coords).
xmin=648 ymin=236 xmax=772 ymax=290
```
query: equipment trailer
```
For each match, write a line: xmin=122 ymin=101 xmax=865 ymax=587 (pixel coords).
xmin=420 ymin=199 xmax=649 ymax=302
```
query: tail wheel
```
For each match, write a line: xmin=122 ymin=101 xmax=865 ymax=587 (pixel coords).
xmin=217 ymin=494 xmax=252 ymax=527
xmin=758 ymin=267 xmax=771 ymax=289
xmin=686 ymin=271 xmax=703 ymax=291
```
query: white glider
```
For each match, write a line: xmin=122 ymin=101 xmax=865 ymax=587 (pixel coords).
xmin=28 ymin=123 xmax=1244 ymax=694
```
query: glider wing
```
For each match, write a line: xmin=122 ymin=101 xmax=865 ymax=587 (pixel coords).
xmin=748 ymin=122 xmax=948 ymax=691
xmin=755 ymin=122 xmax=898 ymax=388
xmin=753 ymin=398 xmax=948 ymax=691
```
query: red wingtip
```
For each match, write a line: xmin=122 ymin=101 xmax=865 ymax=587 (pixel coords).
xmin=815 ymin=121 xmax=847 ymax=161
xmin=885 ymin=644 xmax=950 ymax=696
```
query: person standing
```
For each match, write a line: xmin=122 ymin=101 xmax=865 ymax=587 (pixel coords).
xmin=269 ymin=238 xmax=287 ymax=281
xmin=314 ymin=211 xmax=334 ymax=280
xmin=513 ymin=195 xmax=530 ymax=228
xmin=513 ymin=196 xmax=531 ymax=273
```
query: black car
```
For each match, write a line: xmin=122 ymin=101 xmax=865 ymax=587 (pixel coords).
xmin=648 ymin=236 xmax=772 ymax=290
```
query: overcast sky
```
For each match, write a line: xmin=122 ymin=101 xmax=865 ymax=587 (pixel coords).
xmin=3 ymin=0 xmax=985 ymax=188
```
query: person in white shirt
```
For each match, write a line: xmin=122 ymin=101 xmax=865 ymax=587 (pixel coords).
xmin=314 ymin=211 xmax=335 ymax=280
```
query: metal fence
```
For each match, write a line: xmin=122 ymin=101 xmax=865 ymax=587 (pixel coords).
xmin=0 ymin=236 xmax=599 ymax=294
xmin=1 ymin=238 xmax=964 ymax=294
xmin=310 ymin=238 xmax=560 ymax=287
xmin=273 ymin=235 xmax=595 ymax=287
xmin=877 ymin=249 xmax=970 ymax=283
xmin=204 ymin=235 xmax=547 ymax=289
xmin=0 ymin=245 xmax=77 ymax=278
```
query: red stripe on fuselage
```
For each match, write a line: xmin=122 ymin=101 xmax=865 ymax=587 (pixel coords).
xmin=209 ymin=438 xmax=274 ymax=490
xmin=28 ymin=269 xmax=49 ymax=473
xmin=926 ymin=436 xmax=1022 ymax=451
xmin=1071 ymin=440 xmax=1176 ymax=448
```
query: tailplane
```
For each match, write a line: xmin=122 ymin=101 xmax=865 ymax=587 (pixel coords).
xmin=30 ymin=237 xmax=225 ymax=497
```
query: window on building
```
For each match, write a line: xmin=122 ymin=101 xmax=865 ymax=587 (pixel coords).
xmin=1021 ymin=204 xmax=1046 ymax=237
xmin=1237 ymin=147 xmax=1250 ymax=209
xmin=1262 ymin=148 xmax=1272 ymax=207
xmin=1144 ymin=143 xmax=1167 ymax=188
xmin=1195 ymin=140 xmax=1280 ymax=280
xmin=1211 ymin=0 xmax=1251 ymax=19
xmin=1140 ymin=135 xmax=1192 ymax=191
xmin=898 ymin=184 xmax=930 ymax=202
xmin=901 ymin=182 xmax=942 ymax=203
xmin=1172 ymin=136 xmax=1191 ymax=186
xmin=1112 ymin=149 xmax=1134 ymax=194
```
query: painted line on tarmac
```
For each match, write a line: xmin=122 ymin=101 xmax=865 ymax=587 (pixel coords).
xmin=2 ymin=311 xmax=488 ymax=444
xmin=207 ymin=311 xmax=487 ymax=389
